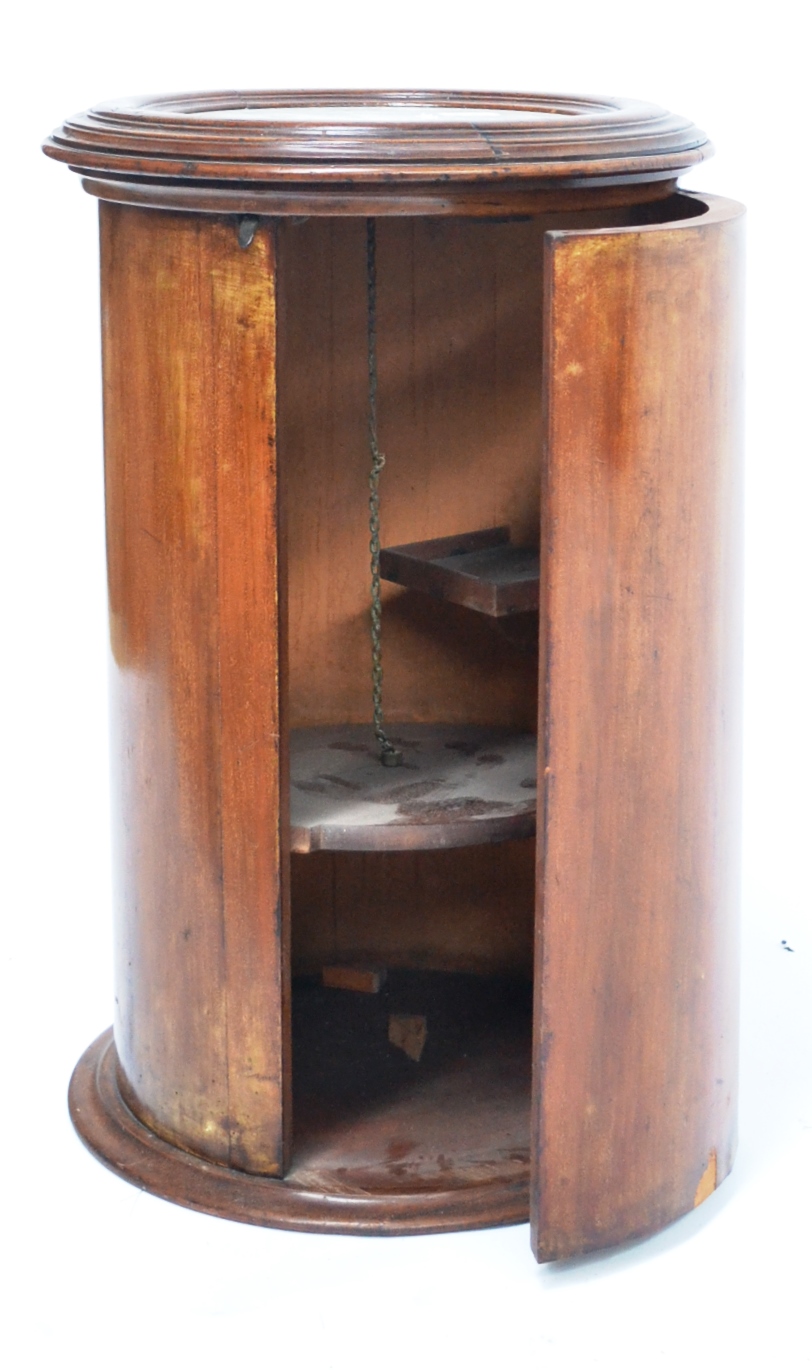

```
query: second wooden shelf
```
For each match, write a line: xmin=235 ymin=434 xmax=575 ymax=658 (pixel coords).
xmin=379 ymin=527 xmax=540 ymax=617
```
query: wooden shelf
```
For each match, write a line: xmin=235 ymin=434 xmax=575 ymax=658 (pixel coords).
xmin=379 ymin=527 xmax=540 ymax=617
xmin=290 ymin=723 xmax=537 ymax=853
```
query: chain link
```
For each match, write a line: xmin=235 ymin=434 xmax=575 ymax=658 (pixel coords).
xmin=366 ymin=219 xmax=403 ymax=767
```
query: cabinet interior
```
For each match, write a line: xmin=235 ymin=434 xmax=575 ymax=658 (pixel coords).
xmin=274 ymin=194 xmax=703 ymax=1192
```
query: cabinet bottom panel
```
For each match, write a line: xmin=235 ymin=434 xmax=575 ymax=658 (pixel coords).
xmin=70 ymin=978 xmax=531 ymax=1234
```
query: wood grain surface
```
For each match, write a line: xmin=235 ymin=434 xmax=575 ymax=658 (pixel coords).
xmin=532 ymin=194 xmax=744 ymax=1260
xmin=291 ymin=841 xmax=536 ymax=980
xmin=103 ymin=204 xmax=290 ymax=1175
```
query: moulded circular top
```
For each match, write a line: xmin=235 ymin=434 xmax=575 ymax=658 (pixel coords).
xmin=43 ymin=89 xmax=711 ymax=190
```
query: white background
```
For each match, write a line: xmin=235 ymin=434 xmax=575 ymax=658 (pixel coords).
xmin=2 ymin=3 xmax=810 ymax=1366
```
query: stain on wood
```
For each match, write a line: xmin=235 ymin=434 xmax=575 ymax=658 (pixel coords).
xmin=694 ymin=1152 xmax=718 ymax=1207
xmin=290 ymin=723 xmax=537 ymax=852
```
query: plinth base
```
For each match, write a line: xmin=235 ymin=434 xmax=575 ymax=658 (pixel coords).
xmin=69 ymin=1015 xmax=530 ymax=1235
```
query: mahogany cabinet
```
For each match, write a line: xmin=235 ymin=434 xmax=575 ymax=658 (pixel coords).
xmin=44 ymin=91 xmax=743 ymax=1261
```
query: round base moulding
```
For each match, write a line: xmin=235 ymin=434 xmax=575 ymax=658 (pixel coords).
xmin=70 ymin=1031 xmax=530 ymax=1236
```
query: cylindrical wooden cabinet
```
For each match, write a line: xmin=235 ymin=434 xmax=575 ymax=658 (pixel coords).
xmin=45 ymin=92 xmax=743 ymax=1261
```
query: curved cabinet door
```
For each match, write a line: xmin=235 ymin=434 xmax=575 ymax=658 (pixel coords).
xmin=102 ymin=204 xmax=290 ymax=1175
xmin=532 ymin=195 xmax=744 ymax=1261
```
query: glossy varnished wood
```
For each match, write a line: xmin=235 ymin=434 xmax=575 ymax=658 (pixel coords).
xmin=45 ymin=93 xmax=743 ymax=1260
xmin=43 ymin=91 xmax=710 ymax=218
xmin=532 ymin=194 xmax=744 ymax=1260
xmin=78 ymin=174 xmax=682 ymax=220
xmin=103 ymin=204 xmax=290 ymax=1175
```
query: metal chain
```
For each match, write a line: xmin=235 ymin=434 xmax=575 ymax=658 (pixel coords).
xmin=366 ymin=219 xmax=403 ymax=768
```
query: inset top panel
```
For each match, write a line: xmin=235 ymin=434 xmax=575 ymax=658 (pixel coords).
xmin=43 ymin=90 xmax=710 ymax=194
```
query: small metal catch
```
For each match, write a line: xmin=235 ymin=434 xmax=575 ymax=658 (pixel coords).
xmin=237 ymin=216 xmax=260 ymax=249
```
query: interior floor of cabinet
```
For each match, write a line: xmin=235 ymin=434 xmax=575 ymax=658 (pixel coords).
xmin=288 ymin=970 xmax=532 ymax=1195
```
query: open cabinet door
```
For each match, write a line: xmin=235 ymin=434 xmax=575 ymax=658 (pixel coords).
xmin=532 ymin=195 xmax=744 ymax=1261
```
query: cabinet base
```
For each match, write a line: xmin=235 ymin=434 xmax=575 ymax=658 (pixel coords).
xmin=69 ymin=1030 xmax=529 ymax=1235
